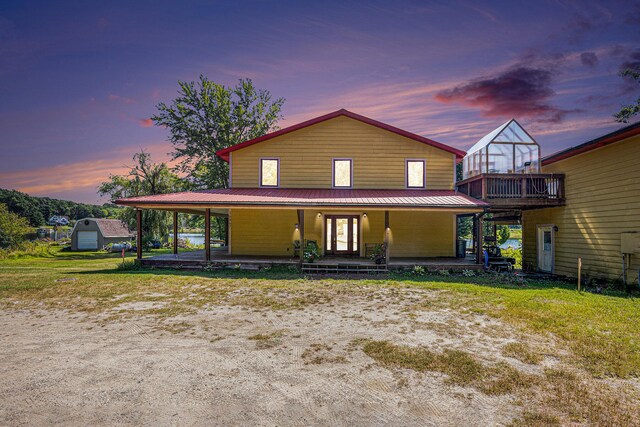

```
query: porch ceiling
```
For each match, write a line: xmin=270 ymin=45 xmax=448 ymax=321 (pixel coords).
xmin=115 ymin=188 xmax=488 ymax=211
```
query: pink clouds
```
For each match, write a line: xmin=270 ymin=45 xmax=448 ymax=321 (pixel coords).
xmin=138 ymin=118 xmax=154 ymax=128
xmin=434 ymin=66 xmax=575 ymax=123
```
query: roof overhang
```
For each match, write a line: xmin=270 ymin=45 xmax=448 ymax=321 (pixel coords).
xmin=543 ymin=121 xmax=640 ymax=166
xmin=115 ymin=188 xmax=487 ymax=211
xmin=215 ymin=109 xmax=466 ymax=162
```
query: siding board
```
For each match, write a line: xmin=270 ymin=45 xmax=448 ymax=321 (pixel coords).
xmin=523 ymin=135 xmax=640 ymax=282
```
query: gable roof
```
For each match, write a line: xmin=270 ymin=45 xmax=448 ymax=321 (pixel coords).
xmin=72 ymin=218 xmax=132 ymax=237
xmin=215 ymin=109 xmax=466 ymax=161
xmin=543 ymin=121 xmax=640 ymax=166
xmin=466 ymin=119 xmax=537 ymax=156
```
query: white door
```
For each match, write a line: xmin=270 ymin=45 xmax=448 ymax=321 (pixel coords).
xmin=537 ymin=226 xmax=553 ymax=273
xmin=77 ymin=231 xmax=98 ymax=250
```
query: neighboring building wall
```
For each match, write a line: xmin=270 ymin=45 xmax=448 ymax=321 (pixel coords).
xmin=522 ymin=134 xmax=640 ymax=282
xmin=229 ymin=208 xmax=455 ymax=258
xmin=230 ymin=116 xmax=456 ymax=190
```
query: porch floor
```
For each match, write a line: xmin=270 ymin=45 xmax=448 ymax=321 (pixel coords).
xmin=139 ymin=249 xmax=481 ymax=271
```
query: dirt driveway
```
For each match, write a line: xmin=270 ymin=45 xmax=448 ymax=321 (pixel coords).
xmin=0 ymin=287 xmax=532 ymax=426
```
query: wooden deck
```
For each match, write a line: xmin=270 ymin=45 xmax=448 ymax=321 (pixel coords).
xmin=139 ymin=249 xmax=481 ymax=272
xmin=456 ymin=173 xmax=565 ymax=210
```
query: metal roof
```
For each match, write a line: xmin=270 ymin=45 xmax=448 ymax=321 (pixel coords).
xmin=116 ymin=188 xmax=487 ymax=209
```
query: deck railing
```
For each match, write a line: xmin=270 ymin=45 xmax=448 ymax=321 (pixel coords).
xmin=457 ymin=173 xmax=565 ymax=206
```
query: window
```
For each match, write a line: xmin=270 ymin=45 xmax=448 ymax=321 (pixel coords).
xmin=406 ymin=160 xmax=425 ymax=188
xmin=260 ymin=158 xmax=279 ymax=187
xmin=333 ymin=159 xmax=352 ymax=188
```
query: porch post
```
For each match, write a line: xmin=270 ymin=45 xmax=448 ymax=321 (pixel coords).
xmin=476 ymin=214 xmax=484 ymax=265
xmin=384 ymin=210 xmax=390 ymax=266
xmin=297 ymin=209 xmax=305 ymax=263
xmin=172 ymin=211 xmax=178 ymax=255
xmin=136 ymin=208 xmax=142 ymax=260
xmin=224 ymin=217 xmax=229 ymax=247
xmin=205 ymin=208 xmax=211 ymax=262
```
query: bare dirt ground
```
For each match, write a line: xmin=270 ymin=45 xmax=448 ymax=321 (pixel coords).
xmin=0 ymin=287 xmax=553 ymax=427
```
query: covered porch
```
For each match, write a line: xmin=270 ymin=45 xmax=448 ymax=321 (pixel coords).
xmin=116 ymin=188 xmax=488 ymax=273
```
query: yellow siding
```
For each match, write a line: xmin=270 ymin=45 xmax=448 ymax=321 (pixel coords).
xmin=523 ymin=134 xmax=640 ymax=282
xmin=231 ymin=116 xmax=455 ymax=190
xmin=230 ymin=208 xmax=455 ymax=257
xmin=388 ymin=211 xmax=455 ymax=257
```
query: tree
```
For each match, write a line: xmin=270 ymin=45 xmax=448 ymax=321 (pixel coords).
xmin=99 ymin=151 xmax=183 ymax=241
xmin=0 ymin=203 xmax=31 ymax=248
xmin=152 ymin=76 xmax=285 ymax=239
xmin=496 ymin=225 xmax=510 ymax=245
xmin=614 ymin=68 xmax=640 ymax=123
xmin=152 ymin=76 xmax=285 ymax=189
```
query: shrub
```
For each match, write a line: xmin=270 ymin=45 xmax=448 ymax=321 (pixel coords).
xmin=501 ymin=247 xmax=522 ymax=269
xmin=437 ymin=269 xmax=450 ymax=276
xmin=0 ymin=203 xmax=31 ymax=248
xmin=0 ymin=241 xmax=56 ymax=259
xmin=412 ymin=265 xmax=425 ymax=276
xmin=462 ymin=269 xmax=475 ymax=277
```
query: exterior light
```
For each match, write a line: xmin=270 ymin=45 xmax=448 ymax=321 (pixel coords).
xmin=295 ymin=223 xmax=299 ymax=229
xmin=363 ymin=213 xmax=367 ymax=218
xmin=317 ymin=212 xmax=322 ymax=217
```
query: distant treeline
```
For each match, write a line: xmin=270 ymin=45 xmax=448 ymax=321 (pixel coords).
xmin=0 ymin=188 xmax=122 ymax=226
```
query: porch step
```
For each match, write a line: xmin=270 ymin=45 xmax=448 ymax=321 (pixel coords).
xmin=302 ymin=263 xmax=388 ymax=274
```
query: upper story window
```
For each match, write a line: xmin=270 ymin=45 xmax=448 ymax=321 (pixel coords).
xmin=260 ymin=158 xmax=279 ymax=187
xmin=333 ymin=159 xmax=352 ymax=188
xmin=406 ymin=159 xmax=426 ymax=188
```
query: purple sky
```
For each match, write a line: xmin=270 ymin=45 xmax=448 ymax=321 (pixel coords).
xmin=1 ymin=0 xmax=639 ymax=203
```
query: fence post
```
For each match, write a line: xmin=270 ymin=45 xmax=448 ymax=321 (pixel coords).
xmin=577 ymin=257 xmax=582 ymax=291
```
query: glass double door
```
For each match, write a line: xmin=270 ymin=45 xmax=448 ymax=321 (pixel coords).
xmin=325 ymin=215 xmax=359 ymax=255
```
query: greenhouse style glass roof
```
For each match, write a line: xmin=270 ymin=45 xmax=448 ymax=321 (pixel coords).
xmin=462 ymin=119 xmax=540 ymax=180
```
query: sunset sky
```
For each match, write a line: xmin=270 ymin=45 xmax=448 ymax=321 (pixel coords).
xmin=1 ymin=0 xmax=639 ymax=203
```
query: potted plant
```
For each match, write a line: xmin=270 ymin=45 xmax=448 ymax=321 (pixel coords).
xmin=370 ymin=243 xmax=387 ymax=264
xmin=303 ymin=241 xmax=319 ymax=263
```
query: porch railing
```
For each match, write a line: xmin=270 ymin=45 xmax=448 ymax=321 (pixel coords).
xmin=457 ymin=173 xmax=565 ymax=204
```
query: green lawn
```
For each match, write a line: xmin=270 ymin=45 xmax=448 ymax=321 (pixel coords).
xmin=1 ymin=248 xmax=639 ymax=425
xmin=1 ymin=247 xmax=638 ymax=378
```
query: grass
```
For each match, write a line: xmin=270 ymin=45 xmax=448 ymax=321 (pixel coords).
xmin=1 ymin=249 xmax=638 ymax=425
xmin=362 ymin=340 xmax=639 ymax=426
xmin=502 ymin=342 xmax=543 ymax=365
xmin=362 ymin=340 xmax=535 ymax=395
xmin=0 ymin=248 xmax=639 ymax=379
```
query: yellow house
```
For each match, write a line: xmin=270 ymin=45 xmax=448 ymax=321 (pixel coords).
xmin=117 ymin=109 xmax=486 ymax=271
xmin=522 ymin=122 xmax=640 ymax=285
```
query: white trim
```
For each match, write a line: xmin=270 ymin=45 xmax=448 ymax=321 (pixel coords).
xmin=259 ymin=157 xmax=280 ymax=188
xmin=332 ymin=158 xmax=353 ymax=188
xmin=536 ymin=224 xmax=555 ymax=273
xmin=405 ymin=159 xmax=427 ymax=189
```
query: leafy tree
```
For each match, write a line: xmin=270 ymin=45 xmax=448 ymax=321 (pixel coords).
xmin=614 ymin=68 xmax=640 ymax=123
xmin=0 ymin=203 xmax=31 ymax=248
xmin=152 ymin=76 xmax=284 ymax=190
xmin=496 ymin=225 xmax=510 ymax=245
xmin=151 ymin=76 xmax=284 ymax=239
xmin=99 ymin=151 xmax=184 ymax=241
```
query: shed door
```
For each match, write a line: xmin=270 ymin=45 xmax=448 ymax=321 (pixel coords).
xmin=537 ymin=226 xmax=553 ymax=273
xmin=77 ymin=231 xmax=98 ymax=250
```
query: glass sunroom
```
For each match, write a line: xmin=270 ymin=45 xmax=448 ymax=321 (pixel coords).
xmin=462 ymin=119 xmax=540 ymax=180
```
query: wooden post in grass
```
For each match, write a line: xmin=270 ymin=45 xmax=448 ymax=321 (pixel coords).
xmin=205 ymin=209 xmax=211 ymax=262
xmin=577 ymin=257 xmax=582 ymax=291
xmin=172 ymin=211 xmax=178 ymax=255
xmin=136 ymin=209 xmax=142 ymax=261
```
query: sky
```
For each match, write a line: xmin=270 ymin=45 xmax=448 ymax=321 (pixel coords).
xmin=0 ymin=0 xmax=639 ymax=204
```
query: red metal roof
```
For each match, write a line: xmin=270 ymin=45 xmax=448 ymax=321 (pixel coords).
xmin=543 ymin=121 xmax=640 ymax=166
xmin=215 ymin=109 xmax=466 ymax=161
xmin=116 ymin=188 xmax=487 ymax=209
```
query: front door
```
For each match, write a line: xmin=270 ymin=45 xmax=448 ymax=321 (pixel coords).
xmin=537 ymin=225 xmax=554 ymax=273
xmin=325 ymin=215 xmax=359 ymax=255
